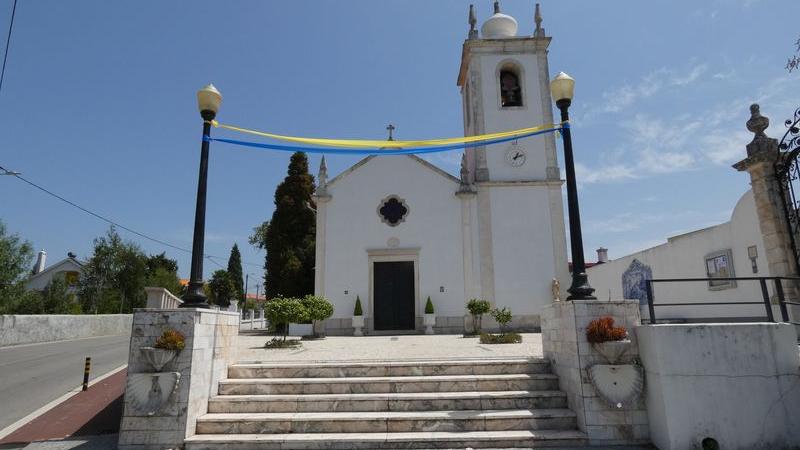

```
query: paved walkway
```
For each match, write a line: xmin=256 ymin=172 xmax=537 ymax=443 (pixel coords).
xmin=237 ymin=332 xmax=544 ymax=363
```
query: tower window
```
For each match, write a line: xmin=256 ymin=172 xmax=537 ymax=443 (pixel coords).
xmin=378 ymin=196 xmax=409 ymax=227
xmin=500 ymin=69 xmax=522 ymax=107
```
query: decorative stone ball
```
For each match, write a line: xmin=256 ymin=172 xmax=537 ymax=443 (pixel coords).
xmin=481 ymin=12 xmax=518 ymax=39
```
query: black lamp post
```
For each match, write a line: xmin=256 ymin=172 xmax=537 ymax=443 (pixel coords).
xmin=551 ymin=72 xmax=596 ymax=301
xmin=181 ymin=84 xmax=222 ymax=308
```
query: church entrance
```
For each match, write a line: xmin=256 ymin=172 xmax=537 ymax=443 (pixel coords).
xmin=373 ymin=261 xmax=415 ymax=330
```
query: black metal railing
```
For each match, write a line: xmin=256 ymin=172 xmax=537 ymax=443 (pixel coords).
xmin=645 ymin=276 xmax=800 ymax=325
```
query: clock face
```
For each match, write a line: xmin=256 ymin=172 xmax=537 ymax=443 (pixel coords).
xmin=505 ymin=145 xmax=527 ymax=167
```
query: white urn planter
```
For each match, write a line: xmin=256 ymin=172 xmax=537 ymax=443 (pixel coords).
xmin=591 ymin=339 xmax=632 ymax=364
xmin=140 ymin=347 xmax=178 ymax=372
xmin=423 ymin=314 xmax=436 ymax=335
xmin=352 ymin=315 xmax=364 ymax=336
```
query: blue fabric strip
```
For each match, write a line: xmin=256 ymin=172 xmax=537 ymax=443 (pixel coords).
xmin=206 ymin=127 xmax=562 ymax=155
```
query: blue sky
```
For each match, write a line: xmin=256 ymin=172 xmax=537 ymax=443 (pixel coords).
xmin=1 ymin=1 xmax=797 ymax=293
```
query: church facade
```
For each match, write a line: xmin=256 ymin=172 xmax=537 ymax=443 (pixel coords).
xmin=313 ymin=4 xmax=569 ymax=335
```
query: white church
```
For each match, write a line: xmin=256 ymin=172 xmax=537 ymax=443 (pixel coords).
xmin=313 ymin=3 xmax=570 ymax=335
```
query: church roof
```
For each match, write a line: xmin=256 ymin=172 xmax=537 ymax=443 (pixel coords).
xmin=326 ymin=155 xmax=460 ymax=188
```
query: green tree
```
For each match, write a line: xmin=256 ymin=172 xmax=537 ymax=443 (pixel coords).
xmin=42 ymin=278 xmax=80 ymax=314
xmin=208 ymin=270 xmax=235 ymax=307
xmin=145 ymin=253 xmax=181 ymax=295
xmin=261 ymin=152 xmax=316 ymax=298
xmin=227 ymin=244 xmax=244 ymax=304
xmin=264 ymin=297 xmax=305 ymax=342
xmin=0 ymin=220 xmax=34 ymax=311
xmin=78 ymin=227 xmax=148 ymax=313
xmin=301 ymin=295 xmax=334 ymax=337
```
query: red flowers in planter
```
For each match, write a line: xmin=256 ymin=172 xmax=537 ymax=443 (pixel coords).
xmin=586 ymin=316 xmax=627 ymax=343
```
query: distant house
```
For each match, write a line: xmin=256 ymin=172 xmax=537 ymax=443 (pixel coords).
xmin=25 ymin=251 xmax=86 ymax=292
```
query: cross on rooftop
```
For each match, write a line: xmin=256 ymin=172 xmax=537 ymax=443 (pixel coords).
xmin=386 ymin=123 xmax=395 ymax=141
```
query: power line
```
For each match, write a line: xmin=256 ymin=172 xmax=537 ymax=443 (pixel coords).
xmin=0 ymin=163 xmax=263 ymax=268
xmin=0 ymin=0 xmax=18 ymax=95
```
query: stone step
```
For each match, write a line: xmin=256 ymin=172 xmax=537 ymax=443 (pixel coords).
xmin=229 ymin=358 xmax=550 ymax=378
xmin=184 ymin=429 xmax=588 ymax=450
xmin=218 ymin=373 xmax=560 ymax=395
xmin=208 ymin=390 xmax=568 ymax=413
xmin=195 ymin=409 xmax=578 ymax=434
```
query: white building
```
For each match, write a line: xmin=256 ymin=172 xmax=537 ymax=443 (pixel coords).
xmin=25 ymin=251 xmax=85 ymax=292
xmin=314 ymin=5 xmax=569 ymax=335
xmin=587 ymin=189 xmax=782 ymax=322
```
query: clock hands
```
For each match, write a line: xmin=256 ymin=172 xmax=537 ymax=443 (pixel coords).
xmin=512 ymin=152 xmax=523 ymax=161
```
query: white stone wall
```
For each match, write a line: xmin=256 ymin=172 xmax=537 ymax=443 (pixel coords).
xmin=320 ymin=156 xmax=466 ymax=327
xmin=637 ymin=323 xmax=800 ymax=449
xmin=118 ymin=308 xmax=239 ymax=449
xmin=588 ymin=190 xmax=775 ymax=321
xmin=0 ymin=314 xmax=132 ymax=346
xmin=487 ymin=183 xmax=565 ymax=319
xmin=541 ymin=300 xmax=650 ymax=445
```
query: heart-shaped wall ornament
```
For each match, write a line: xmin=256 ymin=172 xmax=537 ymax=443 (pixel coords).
xmin=588 ymin=364 xmax=644 ymax=409
xmin=126 ymin=372 xmax=181 ymax=416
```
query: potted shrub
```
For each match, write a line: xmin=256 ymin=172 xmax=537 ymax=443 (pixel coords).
xmin=352 ymin=296 xmax=365 ymax=336
xmin=301 ymin=295 xmax=334 ymax=338
xmin=141 ymin=329 xmax=185 ymax=372
xmin=479 ymin=307 xmax=522 ymax=344
xmin=423 ymin=296 xmax=435 ymax=335
xmin=586 ymin=316 xmax=630 ymax=364
xmin=466 ymin=298 xmax=491 ymax=334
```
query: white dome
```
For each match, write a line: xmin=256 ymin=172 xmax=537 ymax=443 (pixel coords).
xmin=481 ymin=12 xmax=518 ymax=39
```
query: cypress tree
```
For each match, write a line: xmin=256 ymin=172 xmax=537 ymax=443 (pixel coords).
xmin=227 ymin=243 xmax=244 ymax=303
xmin=264 ymin=152 xmax=316 ymax=298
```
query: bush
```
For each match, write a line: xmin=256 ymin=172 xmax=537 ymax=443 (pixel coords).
xmin=265 ymin=337 xmax=301 ymax=348
xmin=353 ymin=296 xmax=363 ymax=316
xmin=301 ymin=295 xmax=334 ymax=337
xmin=424 ymin=296 xmax=434 ymax=314
xmin=585 ymin=316 xmax=628 ymax=343
xmin=466 ymin=298 xmax=491 ymax=333
xmin=154 ymin=329 xmax=185 ymax=351
xmin=264 ymin=297 xmax=306 ymax=342
xmin=491 ymin=306 xmax=513 ymax=333
xmin=479 ymin=332 xmax=522 ymax=344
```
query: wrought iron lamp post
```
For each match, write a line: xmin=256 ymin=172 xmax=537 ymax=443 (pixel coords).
xmin=551 ymin=72 xmax=595 ymax=300
xmin=181 ymin=84 xmax=222 ymax=308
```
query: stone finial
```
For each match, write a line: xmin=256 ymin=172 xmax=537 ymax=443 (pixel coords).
xmin=468 ymin=4 xmax=478 ymax=39
xmin=318 ymin=156 xmax=328 ymax=189
xmin=494 ymin=1 xmax=501 ymax=14
xmin=747 ymin=103 xmax=770 ymax=141
xmin=534 ymin=3 xmax=545 ymax=38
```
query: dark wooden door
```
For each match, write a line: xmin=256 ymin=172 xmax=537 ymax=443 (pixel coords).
xmin=373 ymin=261 xmax=415 ymax=330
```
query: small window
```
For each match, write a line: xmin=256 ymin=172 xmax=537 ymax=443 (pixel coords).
xmin=378 ymin=196 xmax=409 ymax=227
xmin=705 ymin=250 xmax=736 ymax=290
xmin=500 ymin=69 xmax=522 ymax=107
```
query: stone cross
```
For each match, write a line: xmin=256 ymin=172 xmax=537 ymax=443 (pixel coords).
xmin=386 ymin=123 xmax=395 ymax=141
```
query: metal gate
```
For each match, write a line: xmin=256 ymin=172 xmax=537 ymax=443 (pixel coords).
xmin=775 ymin=107 xmax=800 ymax=273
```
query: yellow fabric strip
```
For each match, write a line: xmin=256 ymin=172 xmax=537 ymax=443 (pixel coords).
xmin=212 ymin=121 xmax=559 ymax=149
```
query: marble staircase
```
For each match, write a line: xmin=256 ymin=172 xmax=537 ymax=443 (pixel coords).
xmin=184 ymin=358 xmax=587 ymax=449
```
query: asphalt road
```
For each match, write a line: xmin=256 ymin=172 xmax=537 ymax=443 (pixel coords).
xmin=0 ymin=334 xmax=130 ymax=431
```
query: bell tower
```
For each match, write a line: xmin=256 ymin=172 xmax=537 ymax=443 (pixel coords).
xmin=458 ymin=2 xmax=559 ymax=183
xmin=456 ymin=2 xmax=569 ymax=317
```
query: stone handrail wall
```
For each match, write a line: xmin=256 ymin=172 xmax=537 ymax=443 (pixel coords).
xmin=145 ymin=287 xmax=183 ymax=309
xmin=0 ymin=314 xmax=132 ymax=347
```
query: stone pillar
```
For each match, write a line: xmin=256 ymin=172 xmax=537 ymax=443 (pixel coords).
xmin=541 ymin=300 xmax=650 ymax=446
xmin=118 ymin=308 xmax=239 ymax=449
xmin=733 ymin=104 xmax=799 ymax=305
